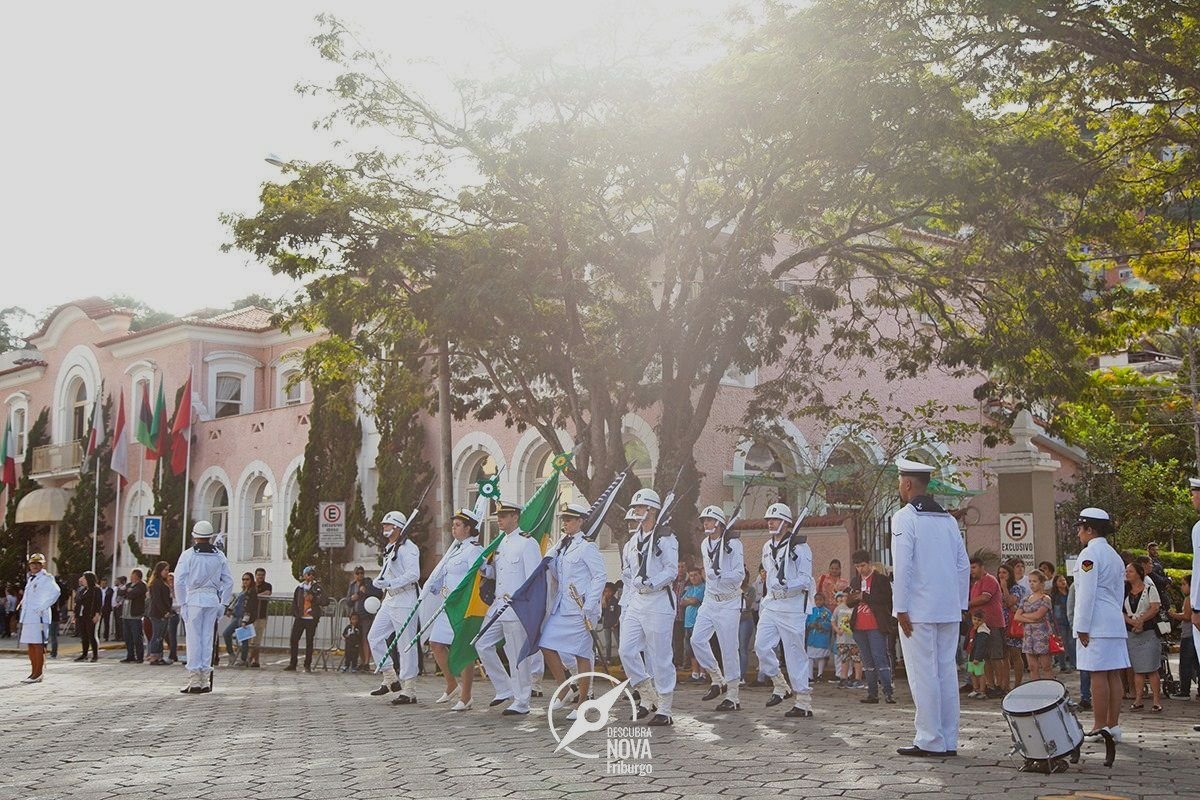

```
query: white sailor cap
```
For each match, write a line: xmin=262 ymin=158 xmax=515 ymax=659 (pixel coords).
xmin=1075 ymin=507 xmax=1110 ymax=525
xmin=764 ymin=502 xmax=793 ymax=524
xmin=1189 ymin=477 xmax=1200 ymax=490
xmin=452 ymin=507 xmax=481 ymax=527
xmin=561 ymin=502 xmax=591 ymax=519
xmin=381 ymin=510 xmax=408 ymax=529
xmin=630 ymin=488 xmax=662 ymax=510
xmin=493 ymin=500 xmax=524 ymax=515
xmin=896 ymin=458 xmax=935 ymax=476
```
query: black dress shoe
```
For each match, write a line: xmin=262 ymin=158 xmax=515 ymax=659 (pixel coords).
xmin=74 ymin=654 xmax=88 ymax=662
xmin=531 ymin=689 xmax=544 ymax=698
xmin=647 ymin=714 xmax=673 ymax=726
xmin=370 ymin=681 xmax=401 ymax=696
xmin=897 ymin=746 xmax=947 ymax=757
xmin=194 ymin=685 xmax=211 ymax=694
xmin=860 ymin=696 xmax=879 ymax=704
xmin=501 ymin=708 xmax=529 ymax=716
xmin=765 ymin=691 xmax=793 ymax=707
xmin=702 ymin=684 xmax=726 ymax=702
xmin=1078 ymin=699 xmax=1092 ymax=711
xmin=636 ymin=705 xmax=652 ymax=720
xmin=119 ymin=658 xmax=134 ymax=663
xmin=714 ymin=699 xmax=741 ymax=711
xmin=283 ymin=665 xmax=297 ymax=672
xmin=391 ymin=695 xmax=417 ymax=705
xmin=784 ymin=707 xmax=813 ymax=718
xmin=884 ymin=696 xmax=896 ymax=704
xmin=489 ymin=698 xmax=509 ymax=707
xmin=944 ymin=750 xmax=957 ymax=756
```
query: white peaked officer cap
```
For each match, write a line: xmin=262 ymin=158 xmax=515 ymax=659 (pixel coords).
xmin=191 ymin=520 xmax=215 ymax=538
xmin=631 ymin=488 xmax=662 ymax=510
xmin=699 ymin=505 xmax=727 ymax=526
xmin=452 ymin=507 xmax=481 ymax=527
xmin=382 ymin=510 xmax=408 ymax=528
xmin=896 ymin=458 xmax=935 ymax=476
xmin=561 ymin=502 xmax=591 ymax=519
xmin=1188 ymin=477 xmax=1200 ymax=490
xmin=1075 ymin=507 xmax=1110 ymax=524
xmin=764 ymin=502 xmax=793 ymax=523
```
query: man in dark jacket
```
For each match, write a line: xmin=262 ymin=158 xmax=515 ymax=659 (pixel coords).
xmin=99 ymin=578 xmax=114 ymax=641
xmin=847 ymin=550 xmax=896 ymax=704
xmin=120 ymin=569 xmax=147 ymax=663
xmin=284 ymin=566 xmax=326 ymax=673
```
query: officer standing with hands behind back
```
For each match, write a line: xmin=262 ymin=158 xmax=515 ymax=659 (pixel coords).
xmin=890 ymin=458 xmax=970 ymax=758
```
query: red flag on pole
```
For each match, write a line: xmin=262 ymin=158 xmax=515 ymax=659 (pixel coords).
xmin=86 ymin=389 xmax=105 ymax=457
xmin=169 ymin=374 xmax=192 ymax=476
xmin=110 ymin=391 xmax=130 ymax=484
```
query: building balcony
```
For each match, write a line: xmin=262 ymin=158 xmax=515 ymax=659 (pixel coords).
xmin=31 ymin=440 xmax=84 ymax=478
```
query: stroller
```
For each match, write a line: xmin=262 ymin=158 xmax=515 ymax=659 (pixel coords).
xmin=1159 ymin=634 xmax=1180 ymax=698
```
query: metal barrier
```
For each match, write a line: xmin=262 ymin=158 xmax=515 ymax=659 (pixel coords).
xmin=179 ymin=595 xmax=350 ymax=669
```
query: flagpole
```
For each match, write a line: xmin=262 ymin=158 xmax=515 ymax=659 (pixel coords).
xmin=111 ymin=479 xmax=122 ymax=581
xmin=90 ymin=455 xmax=100 ymax=573
xmin=180 ymin=368 xmax=194 ymax=556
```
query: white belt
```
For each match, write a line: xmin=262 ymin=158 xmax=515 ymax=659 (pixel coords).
xmin=709 ymin=591 xmax=739 ymax=603
xmin=769 ymin=587 xmax=806 ymax=601
xmin=386 ymin=585 xmax=415 ymax=598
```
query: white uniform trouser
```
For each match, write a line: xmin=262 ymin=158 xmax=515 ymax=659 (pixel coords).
xmin=755 ymin=607 xmax=810 ymax=702
xmin=618 ymin=605 xmax=649 ymax=687
xmin=477 ymin=616 xmax=534 ymax=712
xmin=367 ymin=600 xmax=419 ymax=681
xmin=899 ymin=621 xmax=960 ymax=752
xmin=618 ymin=608 xmax=676 ymax=714
xmin=184 ymin=605 xmax=221 ymax=678
xmin=691 ymin=601 xmax=741 ymax=685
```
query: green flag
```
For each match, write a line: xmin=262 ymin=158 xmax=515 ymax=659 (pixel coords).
xmin=445 ymin=533 xmax=506 ymax=676
xmin=520 ymin=451 xmax=571 ymax=549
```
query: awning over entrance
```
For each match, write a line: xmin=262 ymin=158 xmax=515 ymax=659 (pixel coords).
xmin=16 ymin=487 xmax=70 ymax=523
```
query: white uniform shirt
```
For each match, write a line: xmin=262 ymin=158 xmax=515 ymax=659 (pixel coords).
xmin=425 ymin=537 xmax=484 ymax=598
xmin=174 ymin=544 xmax=235 ymax=609
xmin=701 ymin=535 xmax=745 ymax=603
xmin=621 ymin=527 xmax=679 ymax=614
xmin=890 ymin=499 xmax=969 ymax=624
xmin=1071 ymin=536 xmax=1128 ymax=639
xmin=549 ymin=534 xmax=607 ymax=620
xmin=759 ymin=535 xmax=813 ymax=614
xmin=1191 ymin=519 xmax=1200 ymax=610
xmin=19 ymin=571 xmax=61 ymax=626
xmin=487 ymin=529 xmax=542 ymax=622
xmin=374 ymin=539 xmax=421 ymax=605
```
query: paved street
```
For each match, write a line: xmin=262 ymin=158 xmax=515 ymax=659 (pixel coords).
xmin=2 ymin=650 xmax=1197 ymax=800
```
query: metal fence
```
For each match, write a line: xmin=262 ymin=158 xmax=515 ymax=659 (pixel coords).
xmin=178 ymin=595 xmax=352 ymax=669
xmin=857 ymin=515 xmax=893 ymax=567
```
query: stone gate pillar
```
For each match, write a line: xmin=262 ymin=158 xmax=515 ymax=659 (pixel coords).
xmin=990 ymin=410 xmax=1061 ymax=568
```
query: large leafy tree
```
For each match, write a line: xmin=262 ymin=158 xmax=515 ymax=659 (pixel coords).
xmin=227 ymin=5 xmax=1100 ymax=523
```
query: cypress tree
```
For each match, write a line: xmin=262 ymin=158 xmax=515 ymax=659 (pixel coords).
xmin=56 ymin=395 xmax=117 ymax=579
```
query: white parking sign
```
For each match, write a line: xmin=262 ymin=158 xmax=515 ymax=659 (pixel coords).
xmin=142 ymin=515 xmax=163 ymax=555
xmin=318 ymin=502 xmax=346 ymax=549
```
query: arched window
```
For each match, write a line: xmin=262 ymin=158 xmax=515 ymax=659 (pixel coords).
xmin=743 ymin=440 xmax=792 ymax=519
xmin=623 ymin=437 xmax=652 ymax=487
xmin=208 ymin=485 xmax=230 ymax=535
xmin=12 ymin=406 xmax=27 ymax=456
xmin=281 ymin=369 xmax=304 ymax=407
xmin=824 ymin=442 xmax=872 ymax=510
xmin=132 ymin=378 xmax=151 ymax=442
xmin=250 ymin=480 xmax=273 ymax=559
xmin=466 ymin=453 xmax=498 ymax=543
xmin=70 ymin=379 xmax=89 ymax=441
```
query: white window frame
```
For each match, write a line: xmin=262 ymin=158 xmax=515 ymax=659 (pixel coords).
xmin=250 ymin=480 xmax=273 ymax=560
xmin=214 ymin=373 xmax=245 ymax=419
xmin=6 ymin=393 xmax=30 ymax=457
xmin=204 ymin=351 xmax=260 ymax=418
xmin=279 ymin=368 xmax=305 ymax=407
xmin=209 ymin=484 xmax=230 ymax=536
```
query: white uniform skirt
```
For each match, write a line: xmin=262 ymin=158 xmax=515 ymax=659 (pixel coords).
xmin=1075 ymin=635 xmax=1131 ymax=672
xmin=19 ymin=621 xmax=49 ymax=645
xmin=428 ymin=613 xmax=455 ymax=647
xmin=539 ymin=610 xmax=593 ymax=662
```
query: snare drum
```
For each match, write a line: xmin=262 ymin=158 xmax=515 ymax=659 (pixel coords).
xmin=1001 ymin=679 xmax=1084 ymax=760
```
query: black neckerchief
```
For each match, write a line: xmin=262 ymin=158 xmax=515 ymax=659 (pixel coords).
xmin=636 ymin=529 xmax=655 ymax=580
xmin=909 ymin=495 xmax=946 ymax=514
xmin=193 ymin=542 xmax=216 ymax=554
xmin=769 ymin=533 xmax=790 ymax=579
xmin=706 ymin=534 xmax=723 ymax=576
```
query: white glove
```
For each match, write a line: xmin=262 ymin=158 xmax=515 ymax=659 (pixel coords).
xmin=372 ymin=577 xmax=387 ymax=590
xmin=584 ymin=605 xmax=601 ymax=623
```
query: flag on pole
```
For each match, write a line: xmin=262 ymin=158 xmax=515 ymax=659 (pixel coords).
xmin=86 ymin=388 xmax=105 ymax=457
xmin=445 ymin=533 xmax=505 ymax=676
xmin=169 ymin=374 xmax=192 ymax=476
xmin=136 ymin=381 xmax=155 ymax=454
xmin=1 ymin=417 xmax=17 ymax=489
xmin=513 ymin=556 xmax=554 ymax=662
xmin=520 ymin=451 xmax=571 ymax=551
xmin=110 ymin=392 xmax=130 ymax=484
xmin=581 ymin=465 xmax=631 ymax=541
xmin=150 ymin=379 xmax=168 ymax=461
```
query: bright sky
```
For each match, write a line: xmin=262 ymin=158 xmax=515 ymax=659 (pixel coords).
xmin=1 ymin=0 xmax=746 ymax=332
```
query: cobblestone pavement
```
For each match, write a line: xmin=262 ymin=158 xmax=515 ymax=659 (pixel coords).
xmin=2 ymin=651 xmax=1197 ymax=800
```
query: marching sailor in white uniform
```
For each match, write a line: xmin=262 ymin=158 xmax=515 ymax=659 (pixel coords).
xmin=691 ymin=505 xmax=745 ymax=711
xmin=426 ymin=507 xmax=485 ymax=711
xmin=1190 ymin=478 xmax=1200 ymax=734
xmin=18 ymin=553 xmax=60 ymax=684
xmin=619 ymin=506 xmax=652 ymax=716
xmin=1072 ymin=507 xmax=1130 ymax=743
xmin=754 ymin=502 xmax=814 ymax=717
xmin=477 ymin=500 xmax=542 ymax=716
xmin=174 ymin=521 xmax=235 ymax=694
xmin=367 ymin=510 xmax=422 ymax=705
xmin=890 ymin=458 xmax=970 ymax=757
xmin=541 ymin=502 xmax=607 ymax=719
xmin=618 ymin=488 xmax=680 ymax=726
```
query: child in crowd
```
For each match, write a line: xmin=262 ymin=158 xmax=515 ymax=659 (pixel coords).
xmin=1170 ymin=575 xmax=1197 ymax=698
xmin=806 ymin=592 xmax=833 ymax=681
xmin=341 ymin=612 xmax=362 ymax=673
xmin=681 ymin=568 xmax=706 ymax=681
xmin=833 ymin=591 xmax=862 ymax=688
xmin=966 ymin=611 xmax=991 ymax=699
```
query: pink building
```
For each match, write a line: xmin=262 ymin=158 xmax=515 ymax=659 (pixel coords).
xmin=2 ymin=297 xmax=1084 ymax=589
